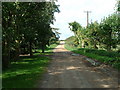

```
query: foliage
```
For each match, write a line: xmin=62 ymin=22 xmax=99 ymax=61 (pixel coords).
xmin=68 ymin=13 xmax=119 ymax=51
xmin=68 ymin=21 xmax=83 ymax=46
xmin=116 ymin=0 xmax=120 ymax=12
xmin=86 ymin=21 xmax=100 ymax=49
xmin=98 ymin=14 xmax=119 ymax=51
xmin=2 ymin=2 xmax=60 ymax=69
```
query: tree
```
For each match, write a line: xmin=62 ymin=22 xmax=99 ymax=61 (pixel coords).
xmin=68 ymin=21 xmax=82 ymax=45
xmin=2 ymin=2 xmax=60 ymax=69
xmin=86 ymin=21 xmax=100 ymax=49
xmin=99 ymin=14 xmax=119 ymax=51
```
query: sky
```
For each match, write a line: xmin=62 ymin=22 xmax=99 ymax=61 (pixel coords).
xmin=51 ymin=0 xmax=117 ymax=40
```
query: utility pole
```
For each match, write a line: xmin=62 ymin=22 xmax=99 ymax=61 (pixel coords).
xmin=84 ymin=11 xmax=91 ymax=26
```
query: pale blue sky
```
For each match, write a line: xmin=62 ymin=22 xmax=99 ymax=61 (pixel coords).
xmin=51 ymin=0 xmax=117 ymax=40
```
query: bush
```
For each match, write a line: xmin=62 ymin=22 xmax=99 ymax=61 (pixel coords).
xmin=78 ymin=48 xmax=119 ymax=58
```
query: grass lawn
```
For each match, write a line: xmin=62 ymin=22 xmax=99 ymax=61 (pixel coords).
xmin=33 ymin=43 xmax=58 ymax=56
xmin=65 ymin=43 xmax=120 ymax=70
xmin=2 ymin=43 xmax=58 ymax=88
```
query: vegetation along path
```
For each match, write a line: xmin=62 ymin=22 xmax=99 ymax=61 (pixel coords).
xmin=37 ymin=41 xmax=118 ymax=88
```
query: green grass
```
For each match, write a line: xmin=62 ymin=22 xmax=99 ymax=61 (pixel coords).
xmin=2 ymin=43 xmax=59 ymax=88
xmin=33 ymin=43 xmax=58 ymax=56
xmin=65 ymin=43 xmax=120 ymax=70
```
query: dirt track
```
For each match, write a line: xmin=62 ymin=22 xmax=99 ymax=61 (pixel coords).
xmin=37 ymin=41 xmax=119 ymax=88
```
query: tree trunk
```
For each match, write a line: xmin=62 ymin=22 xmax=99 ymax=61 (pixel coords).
xmin=94 ymin=42 xmax=98 ymax=49
xmin=2 ymin=54 xmax=10 ymax=69
xmin=29 ymin=41 xmax=33 ymax=56
xmin=41 ymin=42 xmax=45 ymax=53
xmin=107 ymin=45 xmax=111 ymax=51
xmin=47 ymin=40 xmax=50 ymax=46
xmin=107 ymin=30 xmax=112 ymax=51
xmin=15 ymin=46 xmax=20 ymax=61
xmin=76 ymin=34 xmax=81 ymax=45
xmin=82 ymin=40 xmax=85 ymax=48
xmin=13 ymin=41 xmax=20 ymax=62
xmin=2 ymin=41 xmax=10 ymax=69
xmin=24 ymin=47 xmax=25 ymax=54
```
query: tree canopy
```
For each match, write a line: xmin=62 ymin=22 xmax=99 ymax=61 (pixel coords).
xmin=68 ymin=13 xmax=119 ymax=51
xmin=2 ymin=2 xmax=60 ymax=69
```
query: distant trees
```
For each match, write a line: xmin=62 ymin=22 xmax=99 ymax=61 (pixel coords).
xmin=116 ymin=0 xmax=120 ymax=12
xmin=68 ymin=14 xmax=119 ymax=51
xmin=2 ymin=2 xmax=60 ymax=69
xmin=68 ymin=0 xmax=120 ymax=52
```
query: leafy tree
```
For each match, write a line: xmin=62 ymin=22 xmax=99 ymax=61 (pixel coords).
xmin=68 ymin=14 xmax=119 ymax=51
xmin=86 ymin=21 xmax=100 ymax=49
xmin=116 ymin=0 xmax=120 ymax=12
xmin=68 ymin=21 xmax=82 ymax=45
xmin=99 ymin=14 xmax=119 ymax=51
xmin=2 ymin=2 xmax=60 ymax=69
